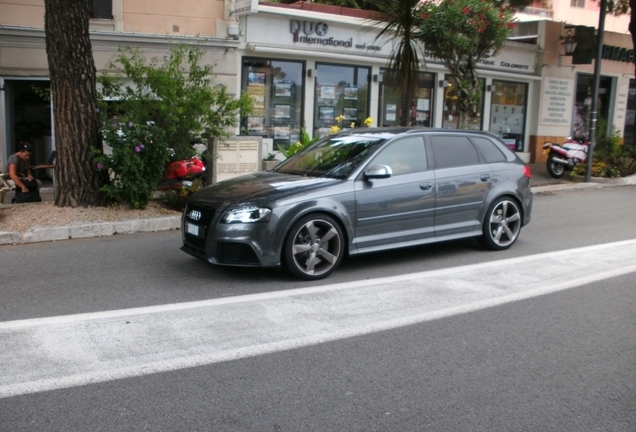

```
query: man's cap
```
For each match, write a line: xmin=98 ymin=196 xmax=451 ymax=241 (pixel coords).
xmin=18 ymin=142 xmax=33 ymax=152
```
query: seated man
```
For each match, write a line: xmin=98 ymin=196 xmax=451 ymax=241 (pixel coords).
xmin=6 ymin=141 xmax=41 ymax=194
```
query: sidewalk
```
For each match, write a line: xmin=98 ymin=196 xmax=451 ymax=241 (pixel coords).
xmin=1 ymin=165 xmax=634 ymax=245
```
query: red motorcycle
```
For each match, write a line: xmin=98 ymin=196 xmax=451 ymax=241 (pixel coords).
xmin=542 ymin=136 xmax=589 ymax=178
xmin=157 ymin=152 xmax=206 ymax=191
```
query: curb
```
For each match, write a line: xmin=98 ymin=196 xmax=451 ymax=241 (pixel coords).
xmin=531 ymin=173 xmax=636 ymax=194
xmin=0 ymin=216 xmax=181 ymax=246
xmin=1 ymin=177 xmax=634 ymax=246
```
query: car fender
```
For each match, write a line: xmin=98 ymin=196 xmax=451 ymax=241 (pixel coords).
xmin=480 ymin=165 xmax=530 ymax=225
xmin=272 ymin=196 xmax=356 ymax=259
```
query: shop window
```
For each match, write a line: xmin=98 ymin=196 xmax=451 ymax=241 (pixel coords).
xmin=442 ymin=76 xmax=484 ymax=130
xmin=573 ymin=74 xmax=612 ymax=139
xmin=623 ymin=79 xmax=636 ymax=146
xmin=378 ymin=70 xmax=434 ymax=127
xmin=489 ymin=80 xmax=527 ymax=152
xmin=314 ymin=63 xmax=370 ymax=137
xmin=241 ymin=58 xmax=304 ymax=150
xmin=91 ymin=0 xmax=112 ymax=19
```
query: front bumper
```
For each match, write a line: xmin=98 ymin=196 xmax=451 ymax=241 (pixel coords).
xmin=181 ymin=203 xmax=281 ymax=268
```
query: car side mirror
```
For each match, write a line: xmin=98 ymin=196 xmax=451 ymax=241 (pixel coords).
xmin=364 ymin=165 xmax=392 ymax=179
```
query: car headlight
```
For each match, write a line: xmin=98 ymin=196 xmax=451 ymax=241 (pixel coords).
xmin=221 ymin=206 xmax=271 ymax=223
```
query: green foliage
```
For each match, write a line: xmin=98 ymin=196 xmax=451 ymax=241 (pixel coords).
xmin=372 ymin=0 xmax=424 ymax=126
xmin=97 ymin=44 xmax=252 ymax=161
xmin=571 ymin=120 xmax=636 ymax=178
xmin=94 ymin=44 xmax=252 ymax=208
xmin=594 ymin=118 xmax=622 ymax=158
xmin=417 ymin=0 xmax=516 ymax=127
xmin=31 ymin=84 xmax=52 ymax=102
xmin=161 ymin=178 xmax=205 ymax=211
xmin=572 ymin=160 xmax=621 ymax=178
xmin=278 ymin=126 xmax=319 ymax=158
xmin=93 ymin=121 xmax=171 ymax=208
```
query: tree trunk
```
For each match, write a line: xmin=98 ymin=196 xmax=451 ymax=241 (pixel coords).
xmin=44 ymin=0 xmax=107 ymax=207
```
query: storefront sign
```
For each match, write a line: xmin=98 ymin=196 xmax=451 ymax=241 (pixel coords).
xmin=289 ymin=19 xmax=381 ymax=50
xmin=539 ymin=77 xmax=574 ymax=126
xmin=234 ymin=0 xmax=258 ymax=16
xmin=615 ymin=84 xmax=628 ymax=121
xmin=424 ymin=48 xmax=536 ymax=74
xmin=602 ymin=45 xmax=635 ymax=63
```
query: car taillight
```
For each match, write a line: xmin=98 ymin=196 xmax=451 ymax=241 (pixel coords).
xmin=523 ymin=165 xmax=531 ymax=178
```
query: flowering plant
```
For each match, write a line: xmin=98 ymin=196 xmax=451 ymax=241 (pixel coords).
xmin=417 ymin=0 xmax=515 ymax=127
xmin=330 ymin=115 xmax=374 ymax=134
xmin=93 ymin=119 xmax=171 ymax=208
xmin=278 ymin=126 xmax=319 ymax=158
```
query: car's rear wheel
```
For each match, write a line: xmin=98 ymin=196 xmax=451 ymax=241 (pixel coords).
xmin=480 ymin=198 xmax=522 ymax=250
xmin=284 ymin=214 xmax=344 ymax=280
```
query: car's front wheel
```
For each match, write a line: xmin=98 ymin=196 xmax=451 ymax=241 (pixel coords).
xmin=283 ymin=214 xmax=344 ymax=280
xmin=480 ymin=198 xmax=522 ymax=250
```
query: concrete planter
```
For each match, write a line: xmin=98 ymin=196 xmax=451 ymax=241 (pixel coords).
xmin=262 ymin=160 xmax=280 ymax=171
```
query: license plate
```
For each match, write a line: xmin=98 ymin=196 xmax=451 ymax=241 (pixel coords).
xmin=186 ymin=222 xmax=199 ymax=236
xmin=543 ymin=149 xmax=549 ymax=154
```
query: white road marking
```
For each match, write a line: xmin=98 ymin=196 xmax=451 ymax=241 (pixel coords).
xmin=2 ymin=239 xmax=636 ymax=398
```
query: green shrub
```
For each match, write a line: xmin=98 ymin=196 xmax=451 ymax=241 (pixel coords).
xmin=571 ymin=160 xmax=620 ymax=178
xmin=278 ymin=126 xmax=318 ymax=158
xmin=93 ymin=121 xmax=171 ymax=208
xmin=161 ymin=178 xmax=204 ymax=211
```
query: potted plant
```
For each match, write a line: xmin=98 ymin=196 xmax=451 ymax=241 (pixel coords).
xmin=262 ymin=153 xmax=280 ymax=171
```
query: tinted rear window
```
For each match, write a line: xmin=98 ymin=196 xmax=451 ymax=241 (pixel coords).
xmin=471 ymin=137 xmax=507 ymax=163
xmin=430 ymin=135 xmax=480 ymax=169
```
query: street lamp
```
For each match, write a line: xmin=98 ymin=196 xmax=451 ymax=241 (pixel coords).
xmin=561 ymin=27 xmax=578 ymax=56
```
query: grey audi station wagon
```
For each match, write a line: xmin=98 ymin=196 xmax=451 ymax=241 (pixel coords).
xmin=181 ymin=128 xmax=533 ymax=280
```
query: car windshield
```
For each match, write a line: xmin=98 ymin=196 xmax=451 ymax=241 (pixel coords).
xmin=274 ymin=134 xmax=389 ymax=179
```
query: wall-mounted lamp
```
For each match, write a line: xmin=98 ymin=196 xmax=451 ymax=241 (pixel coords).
xmin=561 ymin=27 xmax=578 ymax=56
xmin=486 ymin=84 xmax=496 ymax=92
xmin=372 ymin=74 xmax=378 ymax=82
xmin=307 ymin=69 xmax=314 ymax=78
xmin=438 ymin=80 xmax=448 ymax=88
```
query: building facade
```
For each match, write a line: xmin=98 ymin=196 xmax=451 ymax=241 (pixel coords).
xmin=1 ymin=0 xmax=634 ymax=171
xmin=0 ymin=0 xmax=239 ymax=170
xmin=235 ymin=2 xmax=634 ymax=163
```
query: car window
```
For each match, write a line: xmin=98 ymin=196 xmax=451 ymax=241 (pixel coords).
xmin=369 ymin=137 xmax=427 ymax=176
xmin=275 ymin=134 xmax=388 ymax=179
xmin=430 ymin=135 xmax=480 ymax=169
xmin=471 ymin=137 xmax=507 ymax=163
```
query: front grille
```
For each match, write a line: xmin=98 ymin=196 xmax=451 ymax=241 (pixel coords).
xmin=184 ymin=204 xmax=215 ymax=226
xmin=183 ymin=204 xmax=215 ymax=249
xmin=216 ymin=242 xmax=261 ymax=265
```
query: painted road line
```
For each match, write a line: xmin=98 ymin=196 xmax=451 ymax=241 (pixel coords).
xmin=1 ymin=239 xmax=636 ymax=398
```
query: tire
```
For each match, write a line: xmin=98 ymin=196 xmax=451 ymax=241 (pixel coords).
xmin=480 ymin=198 xmax=522 ymax=251
xmin=546 ymin=154 xmax=565 ymax=178
xmin=283 ymin=214 xmax=345 ymax=280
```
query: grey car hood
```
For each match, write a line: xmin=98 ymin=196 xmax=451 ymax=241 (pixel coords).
xmin=190 ymin=172 xmax=340 ymax=208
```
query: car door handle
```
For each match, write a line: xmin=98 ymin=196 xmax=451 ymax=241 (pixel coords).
xmin=419 ymin=183 xmax=433 ymax=191
xmin=480 ymin=174 xmax=491 ymax=182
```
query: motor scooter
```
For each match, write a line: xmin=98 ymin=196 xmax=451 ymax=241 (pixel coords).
xmin=542 ymin=136 xmax=589 ymax=178
xmin=157 ymin=151 xmax=206 ymax=191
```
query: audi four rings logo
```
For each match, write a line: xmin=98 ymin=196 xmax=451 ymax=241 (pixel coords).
xmin=188 ymin=210 xmax=202 ymax=221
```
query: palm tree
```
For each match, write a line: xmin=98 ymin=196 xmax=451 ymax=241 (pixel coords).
xmin=370 ymin=0 xmax=423 ymax=126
